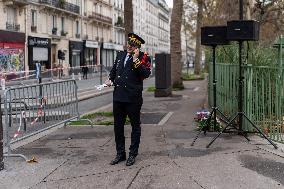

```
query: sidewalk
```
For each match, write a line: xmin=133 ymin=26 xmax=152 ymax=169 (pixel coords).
xmin=1 ymin=79 xmax=284 ymax=189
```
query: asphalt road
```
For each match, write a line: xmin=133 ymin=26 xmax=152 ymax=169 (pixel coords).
xmin=78 ymin=92 xmax=112 ymax=114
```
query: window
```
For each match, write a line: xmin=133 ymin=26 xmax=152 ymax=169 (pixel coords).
xmin=33 ymin=47 xmax=48 ymax=61
xmin=84 ymin=0 xmax=87 ymax=14
xmin=6 ymin=7 xmax=16 ymax=24
xmin=31 ymin=10 xmax=37 ymax=26
xmin=61 ymin=17 xmax=64 ymax=31
xmin=52 ymin=15 xmax=57 ymax=28
xmin=76 ymin=20 xmax=79 ymax=34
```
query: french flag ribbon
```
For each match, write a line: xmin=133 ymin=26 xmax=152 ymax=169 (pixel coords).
xmin=13 ymin=111 xmax=26 ymax=138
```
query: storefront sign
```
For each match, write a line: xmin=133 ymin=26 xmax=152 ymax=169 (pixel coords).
xmin=1 ymin=42 xmax=25 ymax=49
xmin=28 ymin=37 xmax=50 ymax=47
xmin=0 ymin=30 xmax=25 ymax=43
xmin=85 ymin=41 xmax=99 ymax=48
xmin=70 ymin=41 xmax=83 ymax=50
xmin=103 ymin=42 xmax=115 ymax=50
xmin=114 ymin=44 xmax=124 ymax=51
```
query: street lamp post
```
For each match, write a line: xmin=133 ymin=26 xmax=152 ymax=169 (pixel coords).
xmin=100 ymin=42 xmax=103 ymax=85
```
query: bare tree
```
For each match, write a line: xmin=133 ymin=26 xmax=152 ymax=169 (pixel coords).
xmin=124 ymin=0 xmax=133 ymax=44
xmin=170 ymin=0 xmax=184 ymax=87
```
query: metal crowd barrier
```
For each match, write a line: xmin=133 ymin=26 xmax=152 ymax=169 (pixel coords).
xmin=3 ymin=79 xmax=80 ymax=160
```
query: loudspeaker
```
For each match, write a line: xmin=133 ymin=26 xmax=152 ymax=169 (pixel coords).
xmin=227 ymin=20 xmax=259 ymax=41
xmin=201 ymin=26 xmax=230 ymax=46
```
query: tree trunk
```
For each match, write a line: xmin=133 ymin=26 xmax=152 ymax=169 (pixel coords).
xmin=124 ymin=0 xmax=133 ymax=44
xmin=170 ymin=0 xmax=183 ymax=87
xmin=194 ymin=0 xmax=203 ymax=75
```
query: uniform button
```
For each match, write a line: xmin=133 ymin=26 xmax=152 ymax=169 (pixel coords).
xmin=125 ymin=85 xmax=126 ymax=88
xmin=117 ymin=84 xmax=119 ymax=87
xmin=118 ymin=75 xmax=120 ymax=78
xmin=125 ymin=76 xmax=128 ymax=79
xmin=132 ymin=69 xmax=133 ymax=70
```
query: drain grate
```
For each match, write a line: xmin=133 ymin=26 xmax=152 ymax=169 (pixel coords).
xmin=141 ymin=112 xmax=168 ymax=124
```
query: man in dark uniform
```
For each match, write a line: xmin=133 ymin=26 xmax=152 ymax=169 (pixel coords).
xmin=105 ymin=33 xmax=151 ymax=166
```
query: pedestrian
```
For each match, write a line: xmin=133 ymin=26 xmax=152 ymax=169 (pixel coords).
xmin=82 ymin=65 xmax=88 ymax=79
xmin=105 ymin=33 xmax=151 ymax=166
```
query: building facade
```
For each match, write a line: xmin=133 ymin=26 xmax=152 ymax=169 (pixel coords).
xmin=133 ymin=0 xmax=170 ymax=58
xmin=83 ymin=0 xmax=114 ymax=70
xmin=144 ymin=0 xmax=159 ymax=56
xmin=0 ymin=0 xmax=171 ymax=78
xmin=0 ymin=0 xmax=84 ymax=76
xmin=113 ymin=0 xmax=124 ymax=58
xmin=157 ymin=0 xmax=170 ymax=53
xmin=0 ymin=0 xmax=28 ymax=76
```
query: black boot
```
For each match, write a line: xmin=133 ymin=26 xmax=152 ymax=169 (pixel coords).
xmin=126 ymin=155 xmax=136 ymax=166
xmin=110 ymin=154 xmax=126 ymax=165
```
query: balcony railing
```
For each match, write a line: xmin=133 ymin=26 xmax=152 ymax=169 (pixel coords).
xmin=61 ymin=31 xmax=68 ymax=36
xmin=31 ymin=25 xmax=37 ymax=32
xmin=52 ymin=27 xmax=57 ymax=35
xmin=6 ymin=22 xmax=20 ymax=31
xmin=40 ymin=0 xmax=80 ymax=14
xmin=3 ymin=0 xmax=29 ymax=6
xmin=91 ymin=12 xmax=112 ymax=24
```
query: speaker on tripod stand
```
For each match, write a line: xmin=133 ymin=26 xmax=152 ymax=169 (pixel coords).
xmin=206 ymin=20 xmax=277 ymax=149
xmin=191 ymin=26 xmax=232 ymax=146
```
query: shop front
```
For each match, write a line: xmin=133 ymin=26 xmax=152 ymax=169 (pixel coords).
xmin=0 ymin=30 xmax=25 ymax=79
xmin=28 ymin=36 xmax=51 ymax=71
xmin=102 ymin=42 xmax=115 ymax=69
xmin=114 ymin=44 xmax=124 ymax=59
xmin=83 ymin=40 xmax=99 ymax=72
xmin=69 ymin=41 xmax=83 ymax=75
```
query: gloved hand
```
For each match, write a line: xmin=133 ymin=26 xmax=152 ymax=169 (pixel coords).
xmin=104 ymin=79 xmax=113 ymax=87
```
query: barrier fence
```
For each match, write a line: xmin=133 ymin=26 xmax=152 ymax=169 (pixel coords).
xmin=2 ymin=79 xmax=80 ymax=160
xmin=209 ymin=63 xmax=284 ymax=143
xmin=1 ymin=64 xmax=111 ymax=85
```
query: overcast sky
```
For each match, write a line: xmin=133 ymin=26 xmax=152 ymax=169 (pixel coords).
xmin=165 ymin=0 xmax=173 ymax=8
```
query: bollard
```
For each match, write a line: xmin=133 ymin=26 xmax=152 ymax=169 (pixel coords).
xmin=78 ymin=72 xmax=82 ymax=80
xmin=0 ymin=95 xmax=4 ymax=171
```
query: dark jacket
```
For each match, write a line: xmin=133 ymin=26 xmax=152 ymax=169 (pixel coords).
xmin=109 ymin=50 xmax=151 ymax=103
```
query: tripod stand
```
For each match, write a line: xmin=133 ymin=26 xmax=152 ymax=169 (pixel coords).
xmin=206 ymin=41 xmax=278 ymax=149
xmin=191 ymin=45 xmax=232 ymax=146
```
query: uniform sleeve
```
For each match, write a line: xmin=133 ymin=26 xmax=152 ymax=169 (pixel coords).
xmin=133 ymin=54 xmax=151 ymax=79
xmin=109 ymin=53 xmax=119 ymax=82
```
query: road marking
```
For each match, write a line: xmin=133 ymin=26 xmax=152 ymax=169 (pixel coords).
xmin=193 ymin=87 xmax=199 ymax=91
xmin=158 ymin=112 xmax=174 ymax=125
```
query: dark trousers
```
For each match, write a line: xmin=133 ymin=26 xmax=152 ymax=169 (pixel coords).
xmin=113 ymin=101 xmax=142 ymax=157
xmin=83 ymin=72 xmax=87 ymax=79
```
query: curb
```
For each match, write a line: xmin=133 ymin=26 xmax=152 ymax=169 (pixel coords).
xmin=78 ymin=88 xmax=114 ymax=101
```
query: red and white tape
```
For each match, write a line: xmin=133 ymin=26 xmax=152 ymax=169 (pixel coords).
xmin=31 ymin=98 xmax=46 ymax=125
xmin=13 ymin=111 xmax=26 ymax=138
